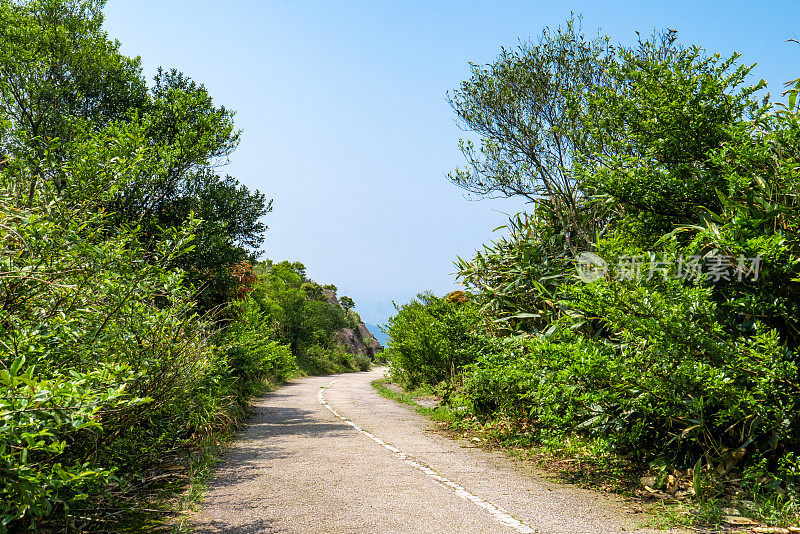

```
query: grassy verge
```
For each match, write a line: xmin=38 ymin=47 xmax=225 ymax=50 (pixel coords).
xmin=371 ymin=380 xmax=456 ymax=423
xmin=373 ymin=379 xmax=800 ymax=533
xmin=81 ymin=378 xmax=283 ymax=533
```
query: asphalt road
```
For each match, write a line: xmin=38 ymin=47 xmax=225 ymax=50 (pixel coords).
xmin=189 ymin=367 xmax=672 ymax=534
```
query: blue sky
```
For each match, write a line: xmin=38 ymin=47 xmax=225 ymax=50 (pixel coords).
xmin=103 ymin=1 xmax=800 ymax=326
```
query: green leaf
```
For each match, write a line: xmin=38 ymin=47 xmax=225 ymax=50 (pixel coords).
xmin=9 ymin=355 xmax=24 ymax=377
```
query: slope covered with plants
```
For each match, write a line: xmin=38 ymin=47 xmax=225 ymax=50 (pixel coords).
xmin=0 ymin=1 xmax=371 ymax=531
xmin=386 ymin=19 xmax=800 ymax=523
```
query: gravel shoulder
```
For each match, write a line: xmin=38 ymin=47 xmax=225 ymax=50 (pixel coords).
xmin=188 ymin=367 xmax=683 ymax=533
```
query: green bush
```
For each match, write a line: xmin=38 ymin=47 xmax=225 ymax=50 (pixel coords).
xmin=218 ymin=299 xmax=296 ymax=396
xmin=351 ymin=352 xmax=372 ymax=372
xmin=295 ymin=345 xmax=369 ymax=375
xmin=462 ymin=278 xmax=799 ymax=484
xmin=462 ymin=335 xmax=618 ymax=432
xmin=0 ymin=361 xmax=139 ymax=529
xmin=385 ymin=293 xmax=485 ymax=388
xmin=564 ymin=279 xmax=798 ymax=476
xmin=435 ymin=24 xmax=800 ymax=497
xmin=0 ymin=191 xmax=222 ymax=528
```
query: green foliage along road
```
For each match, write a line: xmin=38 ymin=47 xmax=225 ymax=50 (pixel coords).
xmin=0 ymin=1 xmax=371 ymax=531
xmin=386 ymin=18 xmax=800 ymax=525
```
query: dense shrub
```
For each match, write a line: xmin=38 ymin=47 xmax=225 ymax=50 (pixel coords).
xmin=463 ymin=315 xmax=799 ymax=483
xmin=251 ymin=261 xmax=354 ymax=355
xmin=295 ymin=344 xmax=370 ymax=375
xmin=0 ymin=1 xmax=374 ymax=529
xmin=0 ymin=191 xmax=223 ymax=528
xmin=386 ymin=21 xmax=800 ymax=502
xmin=385 ymin=293 xmax=485 ymax=388
xmin=462 ymin=335 xmax=619 ymax=434
xmin=352 ymin=352 xmax=372 ymax=372
xmin=218 ymin=298 xmax=296 ymax=397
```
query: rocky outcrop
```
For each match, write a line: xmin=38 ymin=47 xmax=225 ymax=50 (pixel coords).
xmin=318 ymin=287 xmax=383 ymax=359
xmin=321 ymin=289 xmax=339 ymax=307
xmin=336 ymin=322 xmax=383 ymax=360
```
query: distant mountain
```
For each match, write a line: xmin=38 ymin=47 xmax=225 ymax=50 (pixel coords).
xmin=365 ymin=323 xmax=389 ymax=347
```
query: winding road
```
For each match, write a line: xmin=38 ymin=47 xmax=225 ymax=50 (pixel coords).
xmin=189 ymin=368 xmax=673 ymax=533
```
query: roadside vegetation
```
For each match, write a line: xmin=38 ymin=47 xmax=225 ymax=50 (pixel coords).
xmin=385 ymin=18 xmax=800 ymax=530
xmin=0 ymin=1 xmax=369 ymax=531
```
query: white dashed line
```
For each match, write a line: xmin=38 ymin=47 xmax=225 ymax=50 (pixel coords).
xmin=318 ymin=378 xmax=537 ymax=534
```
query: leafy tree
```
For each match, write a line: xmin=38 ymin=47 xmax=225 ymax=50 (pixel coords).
xmin=252 ymin=261 xmax=308 ymax=354
xmin=151 ymin=170 xmax=271 ymax=309
xmin=447 ymin=16 xmax=612 ymax=253
xmin=301 ymin=281 xmax=326 ymax=301
xmin=0 ymin=0 xmax=147 ymax=202
xmin=0 ymin=0 xmax=272 ymax=311
xmin=108 ymin=69 xmax=242 ymax=223
xmin=580 ymin=30 xmax=765 ymax=237
xmin=339 ymin=295 xmax=355 ymax=313
xmin=252 ymin=262 xmax=352 ymax=357
xmin=304 ymin=300 xmax=348 ymax=345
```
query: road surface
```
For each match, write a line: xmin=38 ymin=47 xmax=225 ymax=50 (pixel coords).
xmin=189 ymin=367 xmax=673 ymax=533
